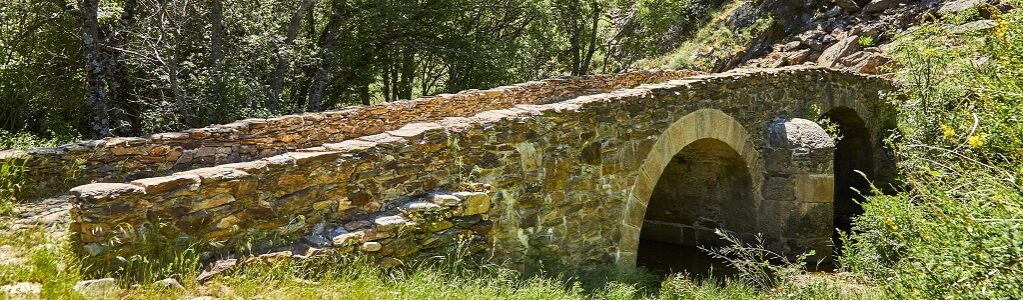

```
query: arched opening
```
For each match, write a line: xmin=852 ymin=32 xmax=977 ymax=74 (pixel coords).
xmin=637 ymin=138 xmax=755 ymax=276
xmin=822 ymin=107 xmax=874 ymax=250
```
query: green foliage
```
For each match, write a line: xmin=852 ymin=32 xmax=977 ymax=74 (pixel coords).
xmin=843 ymin=5 xmax=1023 ymax=298
xmin=636 ymin=1 xmax=774 ymax=72
xmin=87 ymin=222 xmax=206 ymax=285
xmin=0 ymin=129 xmax=79 ymax=151
xmin=858 ymin=36 xmax=876 ymax=48
xmin=0 ymin=158 xmax=27 ymax=214
xmin=0 ymin=227 xmax=85 ymax=298
xmin=2 ymin=0 xmax=725 ymax=139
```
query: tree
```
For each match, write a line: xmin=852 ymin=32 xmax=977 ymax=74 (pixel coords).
xmin=79 ymin=0 xmax=111 ymax=138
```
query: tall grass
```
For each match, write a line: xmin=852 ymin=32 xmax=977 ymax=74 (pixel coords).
xmin=0 ymin=157 xmax=27 ymax=214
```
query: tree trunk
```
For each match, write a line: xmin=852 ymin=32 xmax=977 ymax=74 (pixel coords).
xmin=168 ymin=45 xmax=192 ymax=127
xmin=398 ymin=48 xmax=415 ymax=100
xmin=359 ymin=84 xmax=370 ymax=105
xmin=104 ymin=0 xmax=138 ymax=136
xmin=567 ymin=0 xmax=582 ymax=75
xmin=307 ymin=0 xmax=346 ymax=112
xmin=79 ymin=0 xmax=111 ymax=138
xmin=208 ymin=0 xmax=224 ymax=124
xmin=579 ymin=0 xmax=599 ymax=75
xmin=268 ymin=0 xmax=313 ymax=112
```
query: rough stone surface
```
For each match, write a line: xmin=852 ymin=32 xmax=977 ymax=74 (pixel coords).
xmin=937 ymin=0 xmax=982 ymax=15
xmin=196 ymin=259 xmax=237 ymax=283
xmin=834 ymin=0 xmax=861 ymax=12
xmin=69 ymin=66 xmax=896 ymax=271
xmin=768 ymin=118 xmax=836 ymax=150
xmin=11 ymin=70 xmax=697 ymax=199
xmin=0 ymin=282 xmax=42 ymax=298
xmin=817 ymin=36 xmax=861 ymax=68
xmin=153 ymin=278 xmax=185 ymax=290
xmin=862 ymin=0 xmax=903 ymax=13
xmin=73 ymin=278 xmax=119 ymax=297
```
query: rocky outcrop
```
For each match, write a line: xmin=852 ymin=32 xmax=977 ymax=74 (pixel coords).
xmin=736 ymin=0 xmax=1014 ymax=74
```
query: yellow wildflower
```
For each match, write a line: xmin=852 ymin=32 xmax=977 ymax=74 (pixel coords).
xmin=992 ymin=10 xmax=1008 ymax=41
xmin=940 ymin=124 xmax=956 ymax=139
xmin=967 ymin=134 xmax=986 ymax=148
xmin=921 ymin=47 xmax=938 ymax=57
xmin=994 ymin=19 xmax=1008 ymax=41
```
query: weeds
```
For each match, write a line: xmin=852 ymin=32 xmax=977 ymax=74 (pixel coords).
xmin=701 ymin=230 xmax=810 ymax=290
xmin=0 ymin=157 xmax=27 ymax=214
xmin=842 ymin=4 xmax=1023 ymax=298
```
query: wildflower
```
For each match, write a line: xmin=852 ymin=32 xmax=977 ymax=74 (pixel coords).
xmin=921 ymin=47 xmax=938 ymax=57
xmin=967 ymin=134 xmax=986 ymax=148
xmin=994 ymin=19 xmax=1008 ymax=41
xmin=992 ymin=10 xmax=1008 ymax=41
xmin=940 ymin=124 xmax=956 ymax=139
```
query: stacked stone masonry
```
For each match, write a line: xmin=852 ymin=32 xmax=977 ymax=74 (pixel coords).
xmin=69 ymin=66 xmax=896 ymax=271
xmin=1 ymin=70 xmax=696 ymax=197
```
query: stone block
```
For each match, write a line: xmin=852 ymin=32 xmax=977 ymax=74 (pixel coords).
xmin=190 ymin=194 xmax=235 ymax=213
xmin=794 ymin=174 xmax=835 ymax=203
xmin=453 ymin=192 xmax=490 ymax=216
xmin=71 ymin=183 xmax=145 ymax=203
xmin=431 ymin=194 xmax=460 ymax=206
xmin=131 ymin=174 xmax=200 ymax=194
xmin=374 ymin=215 xmax=409 ymax=231
xmin=402 ymin=201 xmax=443 ymax=213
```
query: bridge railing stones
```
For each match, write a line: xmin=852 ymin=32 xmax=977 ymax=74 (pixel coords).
xmin=6 ymin=70 xmax=697 ymax=198
xmin=69 ymin=66 xmax=895 ymax=269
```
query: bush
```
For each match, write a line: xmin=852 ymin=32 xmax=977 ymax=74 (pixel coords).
xmin=843 ymin=5 xmax=1023 ymax=298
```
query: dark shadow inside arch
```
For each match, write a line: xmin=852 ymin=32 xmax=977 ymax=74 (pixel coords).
xmin=822 ymin=107 xmax=874 ymax=252
xmin=637 ymin=138 xmax=755 ymax=277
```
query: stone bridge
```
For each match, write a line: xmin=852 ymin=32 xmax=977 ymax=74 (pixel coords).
xmin=57 ymin=66 xmax=896 ymax=271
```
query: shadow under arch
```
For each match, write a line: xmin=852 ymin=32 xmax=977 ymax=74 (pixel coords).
xmin=820 ymin=106 xmax=875 ymax=250
xmin=617 ymin=109 xmax=763 ymax=268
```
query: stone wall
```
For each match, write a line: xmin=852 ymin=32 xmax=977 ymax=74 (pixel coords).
xmin=4 ymin=70 xmax=696 ymax=197
xmin=70 ymin=66 xmax=895 ymax=270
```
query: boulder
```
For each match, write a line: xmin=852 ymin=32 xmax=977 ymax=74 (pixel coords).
xmin=951 ymin=19 xmax=996 ymax=33
xmin=862 ymin=0 xmax=902 ymax=13
xmin=841 ymin=51 xmax=891 ymax=74
xmin=826 ymin=6 xmax=844 ymax=18
xmin=786 ymin=49 xmax=813 ymax=65
xmin=781 ymin=40 xmax=804 ymax=51
xmin=0 ymin=282 xmax=42 ymax=298
xmin=73 ymin=278 xmax=119 ymax=297
xmin=153 ymin=278 xmax=186 ymax=290
xmin=937 ymin=0 xmax=983 ymax=16
xmin=817 ymin=35 xmax=861 ymax=68
xmin=196 ymin=259 xmax=237 ymax=283
xmin=834 ymin=0 xmax=861 ymax=12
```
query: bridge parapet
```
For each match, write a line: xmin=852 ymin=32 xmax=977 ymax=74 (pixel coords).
xmin=6 ymin=70 xmax=696 ymax=199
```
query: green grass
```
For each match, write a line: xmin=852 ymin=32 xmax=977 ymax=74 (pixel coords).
xmin=0 ymin=158 xmax=27 ymax=214
xmin=0 ymin=222 xmax=884 ymax=299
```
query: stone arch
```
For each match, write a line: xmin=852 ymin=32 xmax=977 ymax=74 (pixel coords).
xmin=820 ymin=106 xmax=876 ymax=249
xmin=617 ymin=109 xmax=763 ymax=267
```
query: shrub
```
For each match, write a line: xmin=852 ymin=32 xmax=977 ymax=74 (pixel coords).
xmin=843 ymin=5 xmax=1023 ymax=298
